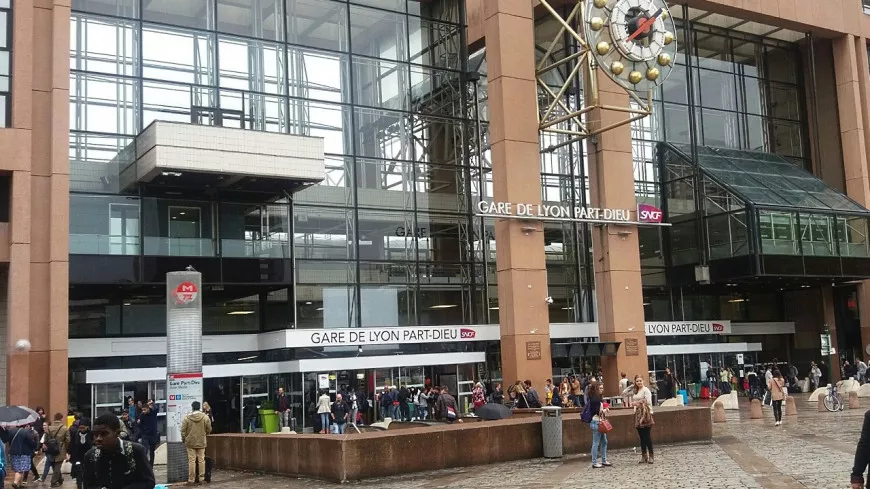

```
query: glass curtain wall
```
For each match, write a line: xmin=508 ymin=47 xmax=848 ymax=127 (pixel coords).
xmin=0 ymin=0 xmax=10 ymax=127
xmin=69 ymin=0 xmax=481 ymax=333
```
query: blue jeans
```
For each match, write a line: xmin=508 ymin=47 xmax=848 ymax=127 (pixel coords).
xmin=417 ymin=406 xmax=428 ymax=420
xmin=319 ymin=413 xmax=329 ymax=431
xmin=590 ymin=420 xmax=608 ymax=464
xmin=390 ymin=404 xmax=400 ymax=420
xmin=334 ymin=422 xmax=346 ymax=434
xmin=42 ymin=456 xmax=52 ymax=480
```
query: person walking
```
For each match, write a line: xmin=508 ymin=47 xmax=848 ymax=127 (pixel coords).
xmin=316 ymin=390 xmax=331 ymax=434
xmin=137 ymin=400 xmax=159 ymax=467
xmin=768 ymin=369 xmax=787 ymax=426
xmin=181 ymin=401 xmax=212 ymax=486
xmin=623 ymin=375 xmax=655 ymax=464
xmin=4 ymin=424 xmax=38 ymax=489
xmin=274 ymin=387 xmax=292 ymax=430
xmin=68 ymin=418 xmax=93 ymax=489
xmin=46 ymin=412 xmax=70 ymax=488
xmin=811 ymin=362 xmax=823 ymax=391
xmin=436 ymin=386 xmax=458 ymax=422
xmin=27 ymin=407 xmax=45 ymax=483
xmin=588 ymin=380 xmax=611 ymax=468
xmin=415 ymin=388 xmax=429 ymax=420
xmin=662 ymin=367 xmax=678 ymax=400
xmin=398 ymin=385 xmax=411 ymax=422
xmin=330 ymin=394 xmax=349 ymax=434
xmin=82 ymin=413 xmax=155 ymax=489
xmin=348 ymin=387 xmax=359 ymax=426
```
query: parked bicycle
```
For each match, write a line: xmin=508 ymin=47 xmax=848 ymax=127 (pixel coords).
xmin=824 ymin=383 xmax=843 ymax=412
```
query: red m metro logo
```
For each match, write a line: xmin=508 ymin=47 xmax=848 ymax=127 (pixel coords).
xmin=460 ymin=328 xmax=476 ymax=339
xmin=637 ymin=203 xmax=664 ymax=223
xmin=712 ymin=323 xmax=724 ymax=332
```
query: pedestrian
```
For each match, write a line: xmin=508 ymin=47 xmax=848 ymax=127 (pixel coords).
xmin=68 ymin=418 xmax=93 ymax=489
xmin=45 ymin=412 xmax=70 ymax=487
xmin=202 ymin=402 xmax=214 ymax=424
xmin=27 ymin=407 xmax=45 ymax=483
xmin=430 ymin=386 xmax=442 ymax=419
xmin=763 ymin=366 xmax=774 ymax=406
xmin=137 ymin=400 xmax=159 ymax=467
xmin=524 ymin=380 xmax=542 ymax=408
xmin=398 ymin=385 xmax=411 ymax=422
xmin=623 ymin=374 xmax=655 ymax=464
xmin=472 ymin=382 xmax=485 ymax=412
xmin=812 ymin=362 xmax=823 ymax=390
xmin=588 ymin=380 xmax=611 ymax=468
xmin=38 ymin=421 xmax=52 ymax=483
xmin=436 ymin=386 xmax=458 ymax=423
xmin=126 ymin=397 xmax=138 ymax=422
xmin=746 ymin=367 xmax=760 ymax=399
xmin=544 ymin=379 xmax=554 ymax=406
xmin=859 ymin=359 xmax=868 ymax=384
xmin=82 ymin=413 xmax=155 ymax=489
xmin=559 ymin=379 xmax=571 ymax=406
xmin=662 ymin=367 xmax=678 ymax=400
xmin=316 ymin=390 xmax=331 ymax=434
xmin=181 ymin=401 xmax=212 ymax=485
xmin=490 ymin=383 xmax=504 ymax=405
xmin=330 ymin=394 xmax=349 ymax=434
xmin=768 ymin=369 xmax=787 ymax=426
xmin=719 ymin=366 xmax=731 ymax=395
xmin=390 ymin=386 xmax=401 ymax=420
xmin=348 ymin=387 xmax=359 ymax=426
xmin=379 ymin=387 xmax=392 ymax=421
xmin=510 ymin=381 xmax=528 ymax=408
xmin=274 ymin=387 xmax=291 ymax=430
xmin=618 ymin=372 xmax=629 ymax=394
xmin=415 ymin=388 xmax=429 ymax=420
xmin=570 ymin=375 xmax=583 ymax=407
xmin=3 ymin=423 xmax=38 ymax=489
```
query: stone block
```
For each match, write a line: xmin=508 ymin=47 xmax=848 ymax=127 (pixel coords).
xmin=720 ymin=391 xmax=739 ymax=410
xmin=858 ymin=383 xmax=870 ymax=398
xmin=843 ymin=378 xmax=861 ymax=394
xmin=785 ymin=396 xmax=797 ymax=416
xmin=712 ymin=401 xmax=726 ymax=423
xmin=808 ymin=387 xmax=828 ymax=402
xmin=850 ymin=390 xmax=860 ymax=409
xmin=154 ymin=442 xmax=167 ymax=466
xmin=660 ymin=398 xmax=684 ymax=407
xmin=749 ymin=399 xmax=762 ymax=419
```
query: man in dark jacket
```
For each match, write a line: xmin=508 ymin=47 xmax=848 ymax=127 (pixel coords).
xmin=82 ymin=413 xmax=155 ymax=489
xmin=68 ymin=419 xmax=93 ymax=489
xmin=137 ymin=401 xmax=159 ymax=467
xmin=330 ymin=394 xmax=350 ymax=434
xmin=274 ymin=387 xmax=291 ymax=430
xmin=435 ymin=386 xmax=458 ymax=423
xmin=489 ymin=384 xmax=504 ymax=405
xmin=523 ymin=380 xmax=542 ymax=408
xmin=46 ymin=413 xmax=71 ymax=488
xmin=398 ymin=385 xmax=411 ymax=422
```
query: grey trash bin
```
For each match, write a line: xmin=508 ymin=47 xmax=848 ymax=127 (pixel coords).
xmin=541 ymin=406 xmax=563 ymax=458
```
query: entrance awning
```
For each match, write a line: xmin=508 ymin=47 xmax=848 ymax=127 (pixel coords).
xmin=659 ymin=143 xmax=870 ymax=281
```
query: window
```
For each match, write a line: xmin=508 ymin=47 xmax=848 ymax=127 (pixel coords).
xmin=865 ymin=0 xmax=870 ymax=15
xmin=0 ymin=0 xmax=10 ymax=127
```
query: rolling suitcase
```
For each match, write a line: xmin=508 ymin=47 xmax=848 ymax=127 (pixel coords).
xmin=195 ymin=456 xmax=213 ymax=483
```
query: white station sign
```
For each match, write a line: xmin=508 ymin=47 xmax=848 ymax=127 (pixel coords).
xmin=294 ymin=325 xmax=500 ymax=348
xmin=645 ymin=320 xmax=732 ymax=336
xmin=475 ymin=200 xmax=668 ymax=226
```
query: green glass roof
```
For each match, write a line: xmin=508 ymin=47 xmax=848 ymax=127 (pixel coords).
xmin=667 ymin=143 xmax=870 ymax=214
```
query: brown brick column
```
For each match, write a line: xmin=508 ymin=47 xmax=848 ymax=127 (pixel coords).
xmin=585 ymin=73 xmax=648 ymax=395
xmin=833 ymin=35 xmax=870 ymax=364
xmin=484 ymin=0 xmax=552 ymax=390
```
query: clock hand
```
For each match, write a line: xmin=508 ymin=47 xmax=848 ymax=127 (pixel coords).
xmin=626 ymin=7 xmax=663 ymax=42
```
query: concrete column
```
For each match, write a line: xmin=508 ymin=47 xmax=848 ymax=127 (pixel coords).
xmin=585 ymin=73 xmax=648 ymax=395
xmin=833 ymin=35 xmax=870 ymax=363
xmin=484 ymin=0 xmax=552 ymax=389
xmin=821 ymin=286 xmax=841 ymax=382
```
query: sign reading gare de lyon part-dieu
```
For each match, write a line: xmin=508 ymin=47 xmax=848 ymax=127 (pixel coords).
xmin=476 ymin=200 xmax=665 ymax=225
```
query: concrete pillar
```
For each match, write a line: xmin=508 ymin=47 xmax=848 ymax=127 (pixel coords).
xmin=833 ymin=35 xmax=870 ymax=363
xmin=585 ymin=72 xmax=648 ymax=395
xmin=484 ymin=0 xmax=552 ymax=389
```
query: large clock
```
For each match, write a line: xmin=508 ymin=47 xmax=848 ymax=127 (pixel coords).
xmin=585 ymin=0 xmax=677 ymax=93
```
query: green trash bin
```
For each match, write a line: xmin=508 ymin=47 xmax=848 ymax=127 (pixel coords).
xmin=259 ymin=408 xmax=279 ymax=433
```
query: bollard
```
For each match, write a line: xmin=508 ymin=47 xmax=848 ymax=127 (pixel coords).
xmin=850 ymin=391 xmax=860 ymax=409
xmin=712 ymin=401 xmax=726 ymax=423
xmin=785 ymin=396 xmax=797 ymax=416
xmin=817 ymin=396 xmax=826 ymax=412
xmin=749 ymin=399 xmax=762 ymax=419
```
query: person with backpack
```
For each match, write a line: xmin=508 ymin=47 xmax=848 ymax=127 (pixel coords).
xmin=82 ymin=413 xmax=155 ymax=489
xmin=584 ymin=380 xmax=611 ymax=468
xmin=3 ymin=424 xmax=38 ymax=489
xmin=436 ymin=385 xmax=458 ymax=423
xmin=45 ymin=413 xmax=70 ymax=487
xmin=68 ymin=418 xmax=93 ymax=489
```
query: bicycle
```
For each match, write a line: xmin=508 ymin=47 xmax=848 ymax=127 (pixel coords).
xmin=823 ymin=383 xmax=843 ymax=412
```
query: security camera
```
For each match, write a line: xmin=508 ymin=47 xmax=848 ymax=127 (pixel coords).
xmin=545 ymin=296 xmax=554 ymax=304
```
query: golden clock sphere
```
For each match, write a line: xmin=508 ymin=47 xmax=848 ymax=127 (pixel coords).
xmin=629 ymin=71 xmax=643 ymax=84
xmin=646 ymin=67 xmax=660 ymax=81
xmin=657 ymin=53 xmax=672 ymax=66
xmin=589 ymin=17 xmax=605 ymax=31
xmin=610 ymin=61 xmax=625 ymax=75
xmin=596 ymin=41 xmax=611 ymax=55
xmin=663 ymin=31 xmax=675 ymax=45
xmin=593 ymin=0 xmax=607 ymax=8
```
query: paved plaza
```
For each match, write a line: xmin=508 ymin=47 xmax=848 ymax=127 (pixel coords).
xmin=49 ymin=395 xmax=868 ymax=488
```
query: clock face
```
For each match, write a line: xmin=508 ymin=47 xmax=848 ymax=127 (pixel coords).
xmin=585 ymin=0 xmax=677 ymax=92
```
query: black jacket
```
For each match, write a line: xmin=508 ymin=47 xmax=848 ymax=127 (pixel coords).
xmin=2 ymin=427 xmax=38 ymax=456
xmin=69 ymin=430 xmax=93 ymax=464
xmin=490 ymin=389 xmax=504 ymax=405
xmin=852 ymin=409 xmax=870 ymax=487
xmin=331 ymin=402 xmax=349 ymax=425
xmin=82 ymin=440 xmax=155 ymax=489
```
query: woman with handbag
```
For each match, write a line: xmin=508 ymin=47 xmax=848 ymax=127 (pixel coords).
xmin=623 ymin=374 xmax=655 ymax=464
xmin=588 ymin=380 xmax=612 ymax=468
xmin=768 ymin=369 xmax=787 ymax=426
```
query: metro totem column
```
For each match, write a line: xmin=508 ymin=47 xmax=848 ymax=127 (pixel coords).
xmin=484 ymin=0 xmax=553 ymax=389
xmin=165 ymin=270 xmax=204 ymax=483
xmin=586 ymin=72 xmax=649 ymax=395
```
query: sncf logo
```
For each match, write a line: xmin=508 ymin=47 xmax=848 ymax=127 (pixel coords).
xmin=637 ymin=203 xmax=664 ymax=223
xmin=712 ymin=323 xmax=725 ymax=332
xmin=460 ymin=328 xmax=476 ymax=339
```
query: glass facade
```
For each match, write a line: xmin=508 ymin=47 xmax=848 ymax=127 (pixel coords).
xmin=0 ymin=0 xmax=10 ymax=127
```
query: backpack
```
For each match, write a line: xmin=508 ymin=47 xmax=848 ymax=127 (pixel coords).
xmin=44 ymin=426 xmax=63 ymax=457
xmin=580 ymin=402 xmax=593 ymax=423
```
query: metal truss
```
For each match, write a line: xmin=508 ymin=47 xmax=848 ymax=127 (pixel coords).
xmin=536 ymin=0 xmax=653 ymax=151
